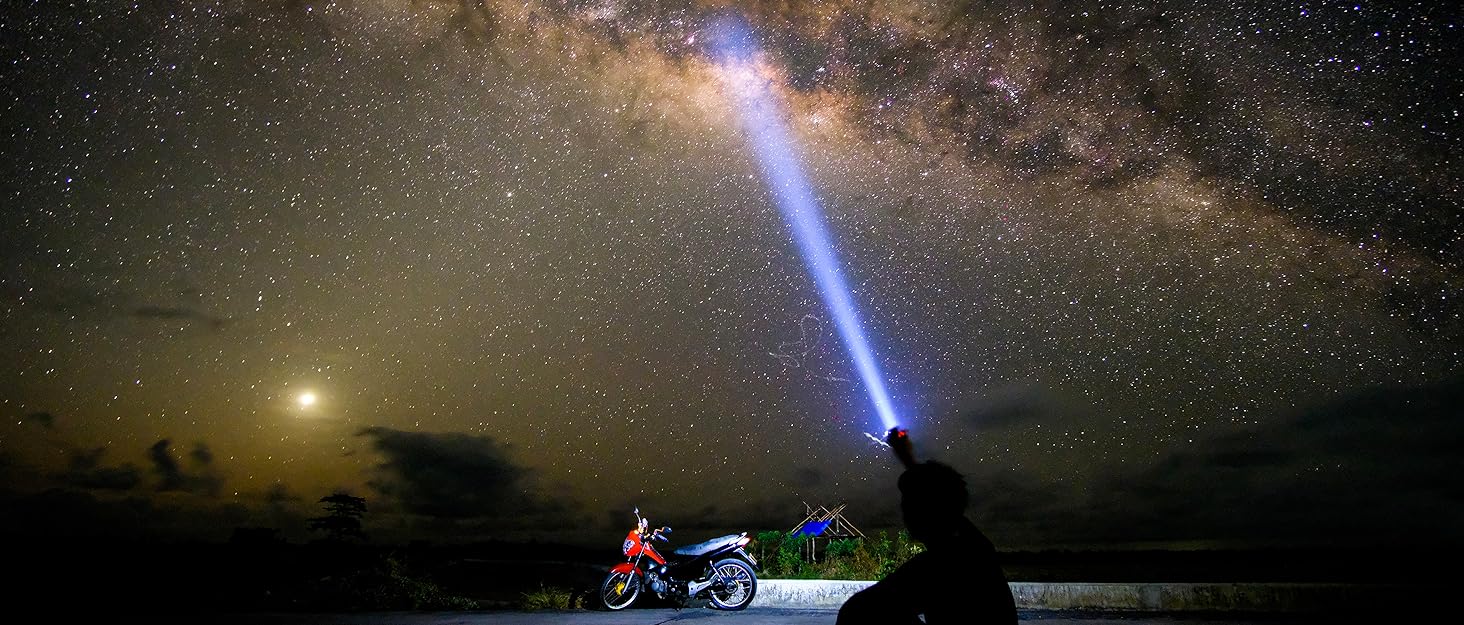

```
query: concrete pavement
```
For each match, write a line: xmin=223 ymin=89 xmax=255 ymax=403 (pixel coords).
xmin=156 ymin=579 xmax=1400 ymax=624
xmin=192 ymin=608 xmax=1355 ymax=624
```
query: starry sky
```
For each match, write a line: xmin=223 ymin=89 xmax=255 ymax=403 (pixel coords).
xmin=2 ymin=0 xmax=1460 ymax=552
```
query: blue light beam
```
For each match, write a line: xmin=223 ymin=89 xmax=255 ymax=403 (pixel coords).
xmin=711 ymin=18 xmax=901 ymax=433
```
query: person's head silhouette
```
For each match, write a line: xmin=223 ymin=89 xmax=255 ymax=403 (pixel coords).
xmin=897 ymin=460 xmax=969 ymax=544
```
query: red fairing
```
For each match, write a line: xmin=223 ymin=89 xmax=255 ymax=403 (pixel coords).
xmin=610 ymin=562 xmax=638 ymax=574
xmin=643 ymin=543 xmax=666 ymax=565
xmin=622 ymin=529 xmax=667 ymax=564
xmin=623 ymin=530 xmax=642 ymax=557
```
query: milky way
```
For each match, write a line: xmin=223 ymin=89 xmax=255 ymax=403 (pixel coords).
xmin=1 ymin=1 xmax=1460 ymax=550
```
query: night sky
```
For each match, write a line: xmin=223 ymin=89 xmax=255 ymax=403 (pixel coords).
xmin=2 ymin=1 xmax=1460 ymax=552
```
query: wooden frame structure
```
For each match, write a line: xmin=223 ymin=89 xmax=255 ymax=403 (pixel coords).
xmin=789 ymin=502 xmax=865 ymax=561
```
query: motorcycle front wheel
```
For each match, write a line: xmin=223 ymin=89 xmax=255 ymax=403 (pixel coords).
xmin=706 ymin=558 xmax=757 ymax=611
xmin=599 ymin=569 xmax=640 ymax=610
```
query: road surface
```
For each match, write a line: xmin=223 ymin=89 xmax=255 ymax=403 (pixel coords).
xmin=192 ymin=607 xmax=1358 ymax=624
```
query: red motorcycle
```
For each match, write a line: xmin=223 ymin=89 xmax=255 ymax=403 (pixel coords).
xmin=599 ymin=507 xmax=759 ymax=611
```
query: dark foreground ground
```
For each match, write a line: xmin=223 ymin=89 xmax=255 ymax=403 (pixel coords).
xmin=11 ymin=536 xmax=1453 ymax=616
xmin=135 ymin=607 xmax=1391 ymax=625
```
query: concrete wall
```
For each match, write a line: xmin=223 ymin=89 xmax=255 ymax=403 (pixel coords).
xmin=757 ymin=580 xmax=876 ymax=609
xmin=1006 ymin=582 xmax=1396 ymax=612
xmin=757 ymin=579 xmax=1404 ymax=612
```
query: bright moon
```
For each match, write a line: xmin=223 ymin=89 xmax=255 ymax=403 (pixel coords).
xmin=298 ymin=392 xmax=317 ymax=407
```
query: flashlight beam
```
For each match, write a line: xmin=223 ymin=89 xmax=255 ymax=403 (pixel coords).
xmin=714 ymin=19 xmax=901 ymax=433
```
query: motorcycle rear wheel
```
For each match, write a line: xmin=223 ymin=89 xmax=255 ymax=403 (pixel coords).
xmin=706 ymin=558 xmax=757 ymax=611
xmin=599 ymin=570 xmax=640 ymax=610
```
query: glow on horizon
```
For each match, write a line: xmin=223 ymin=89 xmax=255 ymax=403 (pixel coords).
xmin=711 ymin=16 xmax=901 ymax=434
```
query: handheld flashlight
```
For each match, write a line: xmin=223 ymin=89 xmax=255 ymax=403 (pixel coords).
xmin=887 ymin=427 xmax=917 ymax=468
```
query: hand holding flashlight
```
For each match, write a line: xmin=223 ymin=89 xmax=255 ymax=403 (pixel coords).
xmin=887 ymin=427 xmax=916 ymax=468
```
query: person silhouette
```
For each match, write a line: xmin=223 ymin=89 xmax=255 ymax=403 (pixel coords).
xmin=836 ymin=428 xmax=1017 ymax=624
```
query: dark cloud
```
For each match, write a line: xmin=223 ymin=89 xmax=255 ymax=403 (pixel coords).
xmin=18 ymin=285 xmax=126 ymax=318
xmin=4 ymin=435 xmax=314 ymax=543
xmin=1059 ymin=378 xmax=1464 ymax=548
xmin=149 ymin=439 xmax=223 ymax=496
xmin=190 ymin=442 xmax=214 ymax=466
xmin=790 ymin=465 xmax=825 ymax=489
xmin=8 ymin=276 xmax=230 ymax=334
xmin=132 ymin=305 xmax=198 ymax=320
xmin=359 ymin=427 xmax=570 ymax=528
xmin=150 ymin=440 xmax=183 ymax=491
xmin=957 ymin=384 xmax=1089 ymax=431
xmin=886 ymin=377 xmax=1464 ymax=551
xmin=57 ymin=446 xmax=141 ymax=491
xmin=22 ymin=411 xmax=54 ymax=428
xmin=131 ymin=305 xmax=230 ymax=329
xmin=956 ymin=465 xmax=1080 ymax=547
xmin=15 ymin=284 xmax=228 ymax=329
xmin=264 ymin=482 xmax=298 ymax=505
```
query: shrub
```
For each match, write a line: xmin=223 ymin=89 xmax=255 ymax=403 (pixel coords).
xmin=519 ymin=584 xmax=581 ymax=610
xmin=776 ymin=532 xmax=810 ymax=578
xmin=749 ymin=529 xmax=922 ymax=581
xmin=826 ymin=538 xmax=860 ymax=559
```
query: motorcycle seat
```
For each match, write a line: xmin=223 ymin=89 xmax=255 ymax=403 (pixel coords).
xmin=671 ymin=533 xmax=743 ymax=557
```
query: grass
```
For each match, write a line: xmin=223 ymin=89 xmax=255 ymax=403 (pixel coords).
xmin=518 ymin=583 xmax=585 ymax=610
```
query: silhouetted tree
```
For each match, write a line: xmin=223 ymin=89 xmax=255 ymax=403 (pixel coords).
xmin=308 ymin=493 xmax=368 ymax=543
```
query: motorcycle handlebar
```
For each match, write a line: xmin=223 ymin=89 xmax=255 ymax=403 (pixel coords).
xmin=630 ymin=509 xmax=673 ymax=540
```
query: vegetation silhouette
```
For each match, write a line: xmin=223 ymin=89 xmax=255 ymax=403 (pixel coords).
xmin=308 ymin=492 xmax=368 ymax=544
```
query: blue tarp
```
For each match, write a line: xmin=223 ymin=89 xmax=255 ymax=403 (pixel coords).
xmin=794 ymin=520 xmax=832 ymax=537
